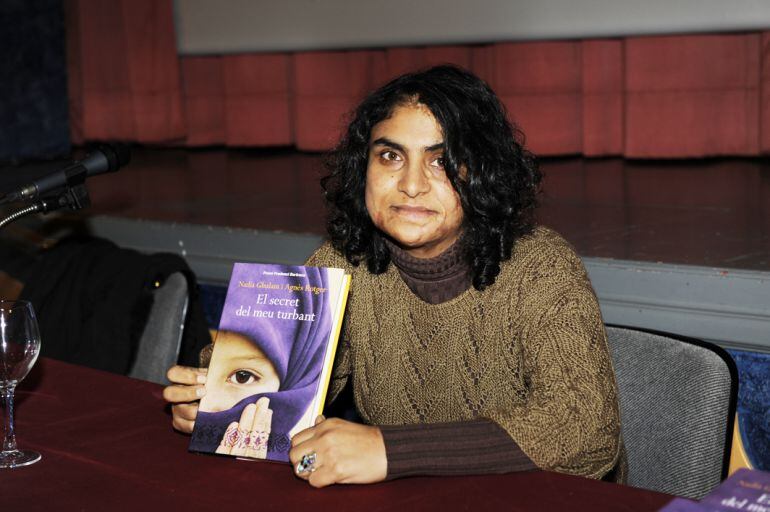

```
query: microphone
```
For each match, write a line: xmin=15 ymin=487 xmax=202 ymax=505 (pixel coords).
xmin=1 ymin=143 xmax=130 ymax=204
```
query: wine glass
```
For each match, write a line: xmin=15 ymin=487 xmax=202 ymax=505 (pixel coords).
xmin=0 ymin=300 xmax=41 ymax=468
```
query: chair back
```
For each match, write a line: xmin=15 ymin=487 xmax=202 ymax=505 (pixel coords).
xmin=129 ymin=272 xmax=188 ymax=384
xmin=605 ymin=325 xmax=737 ymax=499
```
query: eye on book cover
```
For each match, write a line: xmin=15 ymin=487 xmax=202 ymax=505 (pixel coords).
xmin=189 ymin=263 xmax=349 ymax=463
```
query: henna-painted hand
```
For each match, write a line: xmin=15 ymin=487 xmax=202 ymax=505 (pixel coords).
xmin=216 ymin=397 xmax=273 ymax=459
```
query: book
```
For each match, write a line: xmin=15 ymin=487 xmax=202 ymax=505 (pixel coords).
xmin=658 ymin=498 xmax=708 ymax=511
xmin=699 ymin=468 xmax=770 ymax=512
xmin=657 ymin=469 xmax=770 ymax=512
xmin=189 ymin=263 xmax=350 ymax=463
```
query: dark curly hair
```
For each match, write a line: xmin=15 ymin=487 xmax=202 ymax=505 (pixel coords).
xmin=322 ymin=65 xmax=541 ymax=290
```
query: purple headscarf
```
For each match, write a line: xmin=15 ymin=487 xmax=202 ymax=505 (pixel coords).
xmin=190 ymin=264 xmax=332 ymax=462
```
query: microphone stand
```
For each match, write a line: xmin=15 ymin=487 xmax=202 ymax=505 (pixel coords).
xmin=0 ymin=184 xmax=91 ymax=229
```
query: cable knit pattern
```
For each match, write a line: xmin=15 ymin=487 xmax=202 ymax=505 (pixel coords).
xmin=306 ymin=227 xmax=622 ymax=479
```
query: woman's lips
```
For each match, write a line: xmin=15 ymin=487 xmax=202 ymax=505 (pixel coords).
xmin=391 ymin=204 xmax=436 ymax=220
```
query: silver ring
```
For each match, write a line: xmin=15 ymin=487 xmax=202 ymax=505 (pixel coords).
xmin=296 ymin=451 xmax=317 ymax=475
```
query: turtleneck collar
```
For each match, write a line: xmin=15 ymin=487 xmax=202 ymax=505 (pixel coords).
xmin=385 ymin=238 xmax=472 ymax=304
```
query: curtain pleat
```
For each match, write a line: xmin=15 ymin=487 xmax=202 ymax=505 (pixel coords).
xmin=760 ymin=32 xmax=770 ymax=154
xmin=581 ymin=40 xmax=624 ymax=156
xmin=180 ymin=57 xmax=226 ymax=146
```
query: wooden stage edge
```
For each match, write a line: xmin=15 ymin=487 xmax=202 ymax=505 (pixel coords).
xmin=87 ymin=215 xmax=770 ymax=354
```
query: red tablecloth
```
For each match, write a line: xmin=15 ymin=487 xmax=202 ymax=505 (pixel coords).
xmin=2 ymin=358 xmax=673 ymax=511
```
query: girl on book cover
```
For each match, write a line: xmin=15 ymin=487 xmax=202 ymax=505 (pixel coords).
xmin=189 ymin=266 xmax=332 ymax=462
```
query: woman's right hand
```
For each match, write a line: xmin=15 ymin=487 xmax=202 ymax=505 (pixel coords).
xmin=162 ymin=365 xmax=207 ymax=434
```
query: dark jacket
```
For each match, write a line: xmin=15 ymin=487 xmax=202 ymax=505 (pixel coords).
xmin=20 ymin=236 xmax=210 ymax=374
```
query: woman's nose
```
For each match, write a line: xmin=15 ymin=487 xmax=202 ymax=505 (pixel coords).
xmin=398 ymin=161 xmax=431 ymax=197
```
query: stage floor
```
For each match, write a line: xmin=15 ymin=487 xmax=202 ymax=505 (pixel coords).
xmin=80 ymin=147 xmax=770 ymax=272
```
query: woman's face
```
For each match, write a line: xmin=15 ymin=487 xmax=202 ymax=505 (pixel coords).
xmin=200 ymin=331 xmax=280 ymax=413
xmin=365 ymin=103 xmax=464 ymax=259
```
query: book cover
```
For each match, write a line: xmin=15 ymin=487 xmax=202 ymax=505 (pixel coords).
xmin=189 ymin=263 xmax=350 ymax=463
xmin=658 ymin=498 xmax=708 ymax=511
xmin=698 ymin=468 xmax=770 ymax=512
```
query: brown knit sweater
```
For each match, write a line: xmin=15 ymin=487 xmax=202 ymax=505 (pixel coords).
xmin=382 ymin=238 xmax=537 ymax=478
xmin=306 ymin=226 xmax=624 ymax=480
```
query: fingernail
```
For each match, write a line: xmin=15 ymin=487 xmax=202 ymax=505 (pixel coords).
xmin=196 ymin=387 xmax=206 ymax=398
xmin=258 ymin=396 xmax=270 ymax=406
xmin=196 ymin=374 xmax=207 ymax=384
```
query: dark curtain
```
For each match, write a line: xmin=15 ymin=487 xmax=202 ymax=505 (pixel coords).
xmin=0 ymin=0 xmax=70 ymax=162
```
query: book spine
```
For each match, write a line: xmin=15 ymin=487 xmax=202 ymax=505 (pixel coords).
xmin=313 ymin=274 xmax=351 ymax=417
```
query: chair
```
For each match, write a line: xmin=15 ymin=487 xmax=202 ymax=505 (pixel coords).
xmin=605 ymin=325 xmax=737 ymax=499
xmin=128 ymin=272 xmax=189 ymax=384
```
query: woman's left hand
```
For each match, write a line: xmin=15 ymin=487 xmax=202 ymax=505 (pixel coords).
xmin=289 ymin=416 xmax=387 ymax=487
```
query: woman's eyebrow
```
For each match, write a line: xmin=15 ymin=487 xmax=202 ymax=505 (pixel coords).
xmin=424 ymin=142 xmax=445 ymax=152
xmin=371 ymin=138 xmax=445 ymax=153
xmin=370 ymin=137 xmax=405 ymax=153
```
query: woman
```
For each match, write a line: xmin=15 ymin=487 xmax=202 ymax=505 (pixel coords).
xmin=164 ymin=65 xmax=624 ymax=487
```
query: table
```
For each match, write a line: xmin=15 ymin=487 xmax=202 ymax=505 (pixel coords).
xmin=2 ymin=358 xmax=674 ymax=511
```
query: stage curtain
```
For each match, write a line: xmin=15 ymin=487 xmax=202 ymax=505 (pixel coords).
xmin=472 ymin=41 xmax=584 ymax=155
xmin=761 ymin=32 xmax=770 ymax=155
xmin=292 ymin=50 xmax=384 ymax=151
xmin=385 ymin=46 xmax=473 ymax=77
xmin=287 ymin=46 xmax=474 ymax=151
xmin=64 ymin=1 xmax=770 ymax=157
xmin=223 ymin=54 xmax=292 ymax=147
xmin=624 ymin=34 xmax=762 ymax=158
xmin=181 ymin=54 xmax=293 ymax=147
xmin=181 ymin=57 xmax=226 ymax=146
xmin=581 ymin=40 xmax=624 ymax=156
xmin=66 ymin=0 xmax=184 ymax=143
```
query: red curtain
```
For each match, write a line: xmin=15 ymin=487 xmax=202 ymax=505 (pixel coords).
xmin=475 ymin=41 xmax=584 ymax=155
xmin=65 ymin=1 xmax=770 ymax=157
xmin=66 ymin=0 xmax=184 ymax=144
xmin=292 ymin=50 xmax=384 ymax=151
xmin=760 ymin=32 xmax=770 ymax=154
xmin=181 ymin=57 xmax=226 ymax=146
xmin=624 ymin=34 xmax=762 ymax=157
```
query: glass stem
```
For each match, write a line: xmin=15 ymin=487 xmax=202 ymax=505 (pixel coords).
xmin=1 ymin=385 xmax=17 ymax=453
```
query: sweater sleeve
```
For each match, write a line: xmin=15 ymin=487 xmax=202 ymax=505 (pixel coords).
xmin=380 ymin=419 xmax=537 ymax=479
xmin=485 ymin=244 xmax=622 ymax=479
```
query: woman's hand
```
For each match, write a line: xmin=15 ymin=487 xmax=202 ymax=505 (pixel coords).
xmin=216 ymin=397 xmax=272 ymax=459
xmin=289 ymin=416 xmax=387 ymax=488
xmin=162 ymin=365 xmax=207 ymax=434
